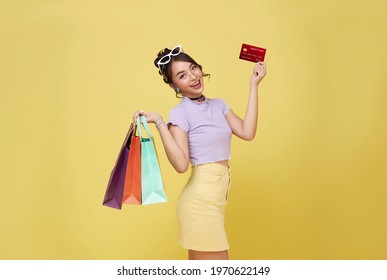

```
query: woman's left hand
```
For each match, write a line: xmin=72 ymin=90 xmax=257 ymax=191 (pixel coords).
xmin=132 ymin=110 xmax=162 ymax=123
xmin=250 ymin=61 xmax=267 ymax=87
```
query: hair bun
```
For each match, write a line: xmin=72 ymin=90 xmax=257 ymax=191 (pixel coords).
xmin=153 ymin=48 xmax=172 ymax=69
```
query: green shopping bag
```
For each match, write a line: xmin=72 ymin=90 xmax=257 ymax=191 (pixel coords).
xmin=137 ymin=116 xmax=167 ymax=205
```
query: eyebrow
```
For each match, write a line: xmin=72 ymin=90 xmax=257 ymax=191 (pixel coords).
xmin=175 ymin=63 xmax=194 ymax=77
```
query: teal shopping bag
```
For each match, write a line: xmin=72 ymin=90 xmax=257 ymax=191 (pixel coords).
xmin=137 ymin=116 xmax=167 ymax=205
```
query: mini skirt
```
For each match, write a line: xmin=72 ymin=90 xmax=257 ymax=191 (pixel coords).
xmin=177 ymin=162 xmax=231 ymax=251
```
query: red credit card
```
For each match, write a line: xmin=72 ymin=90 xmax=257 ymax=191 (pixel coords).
xmin=239 ymin=43 xmax=266 ymax=62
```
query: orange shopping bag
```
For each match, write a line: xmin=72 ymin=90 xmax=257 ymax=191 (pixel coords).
xmin=122 ymin=125 xmax=142 ymax=204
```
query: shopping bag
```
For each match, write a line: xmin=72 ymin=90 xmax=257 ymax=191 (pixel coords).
xmin=122 ymin=124 xmax=142 ymax=205
xmin=102 ymin=123 xmax=135 ymax=209
xmin=137 ymin=116 xmax=167 ymax=205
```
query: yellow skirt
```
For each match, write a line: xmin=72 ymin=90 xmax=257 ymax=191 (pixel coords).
xmin=177 ymin=163 xmax=231 ymax=251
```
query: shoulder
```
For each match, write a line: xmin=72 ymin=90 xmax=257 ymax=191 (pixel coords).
xmin=207 ymin=98 xmax=230 ymax=111
xmin=208 ymin=97 xmax=228 ymax=105
xmin=168 ymin=99 xmax=192 ymax=123
xmin=169 ymin=101 xmax=190 ymax=116
xmin=168 ymin=101 xmax=191 ymax=132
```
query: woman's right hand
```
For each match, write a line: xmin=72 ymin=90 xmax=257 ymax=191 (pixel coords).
xmin=132 ymin=110 xmax=162 ymax=123
xmin=133 ymin=110 xmax=189 ymax=173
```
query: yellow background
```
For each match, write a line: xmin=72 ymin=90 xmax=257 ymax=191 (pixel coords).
xmin=1 ymin=0 xmax=386 ymax=259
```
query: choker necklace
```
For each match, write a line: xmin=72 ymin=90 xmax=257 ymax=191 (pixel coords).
xmin=189 ymin=95 xmax=205 ymax=102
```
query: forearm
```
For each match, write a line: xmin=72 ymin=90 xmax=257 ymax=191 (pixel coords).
xmin=241 ymin=86 xmax=259 ymax=140
xmin=240 ymin=61 xmax=266 ymax=140
xmin=156 ymin=125 xmax=189 ymax=173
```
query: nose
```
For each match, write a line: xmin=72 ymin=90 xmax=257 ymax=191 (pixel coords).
xmin=188 ymin=72 xmax=196 ymax=81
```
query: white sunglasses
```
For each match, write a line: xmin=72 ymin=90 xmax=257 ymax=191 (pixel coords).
xmin=156 ymin=45 xmax=183 ymax=74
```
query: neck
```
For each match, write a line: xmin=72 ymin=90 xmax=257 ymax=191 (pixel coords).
xmin=189 ymin=95 xmax=205 ymax=102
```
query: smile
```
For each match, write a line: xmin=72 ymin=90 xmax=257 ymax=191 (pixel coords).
xmin=191 ymin=80 xmax=201 ymax=89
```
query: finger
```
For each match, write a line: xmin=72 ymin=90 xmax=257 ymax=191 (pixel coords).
xmin=254 ymin=68 xmax=266 ymax=77
xmin=255 ymin=62 xmax=266 ymax=72
xmin=256 ymin=64 xmax=266 ymax=73
xmin=253 ymin=65 xmax=264 ymax=74
xmin=133 ymin=110 xmax=145 ymax=119
xmin=254 ymin=68 xmax=263 ymax=75
xmin=256 ymin=68 xmax=266 ymax=75
xmin=256 ymin=63 xmax=265 ymax=70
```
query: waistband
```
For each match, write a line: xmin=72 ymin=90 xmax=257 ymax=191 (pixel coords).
xmin=191 ymin=162 xmax=230 ymax=174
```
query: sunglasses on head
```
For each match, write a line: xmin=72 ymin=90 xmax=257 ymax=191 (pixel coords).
xmin=156 ymin=45 xmax=183 ymax=74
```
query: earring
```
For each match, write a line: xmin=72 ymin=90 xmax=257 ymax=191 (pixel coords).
xmin=175 ymin=88 xmax=180 ymax=93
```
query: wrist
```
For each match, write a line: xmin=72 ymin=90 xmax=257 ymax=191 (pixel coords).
xmin=156 ymin=123 xmax=167 ymax=130
xmin=153 ymin=115 xmax=163 ymax=123
xmin=249 ymin=85 xmax=259 ymax=93
xmin=154 ymin=116 xmax=166 ymax=130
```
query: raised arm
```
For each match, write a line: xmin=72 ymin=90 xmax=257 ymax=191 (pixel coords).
xmin=133 ymin=111 xmax=189 ymax=173
xmin=225 ymin=62 xmax=267 ymax=141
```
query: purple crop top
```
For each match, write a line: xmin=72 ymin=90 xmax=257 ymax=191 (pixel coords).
xmin=168 ymin=97 xmax=232 ymax=165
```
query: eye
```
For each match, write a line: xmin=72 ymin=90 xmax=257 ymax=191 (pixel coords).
xmin=191 ymin=65 xmax=197 ymax=71
xmin=179 ymin=74 xmax=186 ymax=79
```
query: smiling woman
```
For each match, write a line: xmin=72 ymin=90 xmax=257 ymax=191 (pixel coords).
xmin=168 ymin=61 xmax=204 ymax=99
xmin=133 ymin=44 xmax=267 ymax=260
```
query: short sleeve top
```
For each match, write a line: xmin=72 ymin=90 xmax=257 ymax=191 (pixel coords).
xmin=168 ymin=97 xmax=232 ymax=165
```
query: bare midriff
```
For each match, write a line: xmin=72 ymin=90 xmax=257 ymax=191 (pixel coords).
xmin=216 ymin=160 xmax=229 ymax=167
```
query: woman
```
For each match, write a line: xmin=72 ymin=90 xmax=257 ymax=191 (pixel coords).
xmin=133 ymin=45 xmax=267 ymax=260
